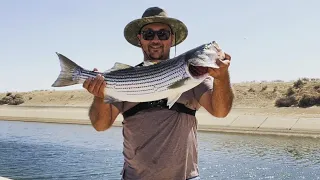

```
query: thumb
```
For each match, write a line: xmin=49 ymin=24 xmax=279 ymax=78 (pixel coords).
xmin=224 ymin=53 xmax=231 ymax=61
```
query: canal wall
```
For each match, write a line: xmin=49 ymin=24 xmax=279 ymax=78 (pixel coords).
xmin=0 ymin=106 xmax=319 ymax=137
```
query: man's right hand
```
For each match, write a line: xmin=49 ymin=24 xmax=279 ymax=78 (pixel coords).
xmin=84 ymin=69 xmax=120 ymax=131
xmin=83 ymin=68 xmax=106 ymax=99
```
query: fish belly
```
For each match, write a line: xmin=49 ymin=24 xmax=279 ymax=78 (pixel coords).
xmin=104 ymin=75 xmax=204 ymax=103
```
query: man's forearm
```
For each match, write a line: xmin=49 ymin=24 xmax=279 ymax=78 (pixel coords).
xmin=211 ymin=72 xmax=234 ymax=117
xmin=89 ymin=96 xmax=113 ymax=131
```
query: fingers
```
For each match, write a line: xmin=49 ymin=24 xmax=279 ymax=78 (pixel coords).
xmin=216 ymin=58 xmax=222 ymax=66
xmin=97 ymin=81 xmax=106 ymax=98
xmin=83 ymin=68 xmax=99 ymax=90
xmin=216 ymin=54 xmax=231 ymax=68
xmin=210 ymin=52 xmax=231 ymax=79
xmin=216 ymin=59 xmax=230 ymax=67
xmin=221 ymin=60 xmax=231 ymax=67
xmin=92 ymin=74 xmax=104 ymax=96
xmin=88 ymin=77 xmax=98 ymax=93
xmin=224 ymin=52 xmax=231 ymax=61
xmin=82 ymin=68 xmax=105 ymax=98
xmin=215 ymin=51 xmax=231 ymax=66
xmin=208 ymin=68 xmax=219 ymax=77
xmin=83 ymin=78 xmax=91 ymax=89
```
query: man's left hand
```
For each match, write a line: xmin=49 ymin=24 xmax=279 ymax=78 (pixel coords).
xmin=208 ymin=52 xmax=231 ymax=80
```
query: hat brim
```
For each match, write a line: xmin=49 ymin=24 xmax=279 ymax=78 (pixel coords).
xmin=124 ymin=16 xmax=188 ymax=47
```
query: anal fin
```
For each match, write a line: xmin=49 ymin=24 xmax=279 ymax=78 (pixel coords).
xmin=167 ymin=94 xmax=182 ymax=109
xmin=104 ymin=95 xmax=122 ymax=104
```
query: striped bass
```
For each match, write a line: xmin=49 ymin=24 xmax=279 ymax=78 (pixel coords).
xmin=52 ymin=41 xmax=225 ymax=108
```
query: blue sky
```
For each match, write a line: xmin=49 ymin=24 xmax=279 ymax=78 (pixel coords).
xmin=1 ymin=0 xmax=319 ymax=92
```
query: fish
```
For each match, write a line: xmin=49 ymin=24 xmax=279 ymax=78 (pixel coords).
xmin=52 ymin=41 xmax=225 ymax=108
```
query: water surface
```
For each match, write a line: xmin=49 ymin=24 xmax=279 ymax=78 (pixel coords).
xmin=0 ymin=120 xmax=320 ymax=180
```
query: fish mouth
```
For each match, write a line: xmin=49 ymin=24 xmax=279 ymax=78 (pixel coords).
xmin=187 ymin=60 xmax=219 ymax=79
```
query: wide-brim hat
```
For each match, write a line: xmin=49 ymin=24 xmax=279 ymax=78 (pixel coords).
xmin=124 ymin=7 xmax=188 ymax=47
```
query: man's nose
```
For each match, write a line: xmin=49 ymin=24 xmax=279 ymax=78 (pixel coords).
xmin=152 ymin=34 xmax=160 ymax=41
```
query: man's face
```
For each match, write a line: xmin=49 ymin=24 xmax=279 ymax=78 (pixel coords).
xmin=137 ymin=23 xmax=174 ymax=60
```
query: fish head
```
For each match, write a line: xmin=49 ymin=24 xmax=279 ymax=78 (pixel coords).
xmin=185 ymin=41 xmax=225 ymax=80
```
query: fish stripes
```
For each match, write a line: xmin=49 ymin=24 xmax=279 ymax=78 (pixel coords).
xmin=106 ymin=66 xmax=185 ymax=87
xmin=104 ymin=57 xmax=183 ymax=79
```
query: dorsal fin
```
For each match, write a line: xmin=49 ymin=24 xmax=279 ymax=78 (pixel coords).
xmin=104 ymin=62 xmax=133 ymax=73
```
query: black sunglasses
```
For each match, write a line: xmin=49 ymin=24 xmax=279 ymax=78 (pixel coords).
xmin=140 ymin=29 xmax=171 ymax=41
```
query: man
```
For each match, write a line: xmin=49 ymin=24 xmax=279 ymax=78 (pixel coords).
xmin=83 ymin=7 xmax=234 ymax=180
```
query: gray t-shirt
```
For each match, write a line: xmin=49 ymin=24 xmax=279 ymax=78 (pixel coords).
xmin=112 ymin=77 xmax=213 ymax=180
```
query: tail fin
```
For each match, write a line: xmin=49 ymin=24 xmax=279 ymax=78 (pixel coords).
xmin=51 ymin=52 xmax=83 ymax=87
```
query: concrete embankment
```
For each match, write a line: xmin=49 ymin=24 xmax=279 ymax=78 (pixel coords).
xmin=196 ymin=113 xmax=320 ymax=137
xmin=0 ymin=106 xmax=320 ymax=137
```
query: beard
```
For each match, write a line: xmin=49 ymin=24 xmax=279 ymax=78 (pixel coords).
xmin=147 ymin=42 xmax=166 ymax=60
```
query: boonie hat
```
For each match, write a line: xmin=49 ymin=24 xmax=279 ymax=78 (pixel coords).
xmin=124 ymin=7 xmax=188 ymax=47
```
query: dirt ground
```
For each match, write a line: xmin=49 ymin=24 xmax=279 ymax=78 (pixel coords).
xmin=1 ymin=78 xmax=319 ymax=116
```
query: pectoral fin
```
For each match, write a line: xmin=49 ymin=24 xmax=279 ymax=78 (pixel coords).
xmin=167 ymin=77 xmax=190 ymax=89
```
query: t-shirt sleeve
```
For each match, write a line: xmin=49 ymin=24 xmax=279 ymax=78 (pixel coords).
xmin=193 ymin=76 xmax=214 ymax=102
xmin=111 ymin=102 xmax=124 ymax=113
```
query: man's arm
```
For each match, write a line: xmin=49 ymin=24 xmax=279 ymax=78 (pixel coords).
xmin=199 ymin=52 xmax=234 ymax=118
xmin=83 ymin=69 xmax=121 ymax=131
xmin=199 ymin=72 xmax=234 ymax=117
xmin=88 ymin=96 xmax=120 ymax=131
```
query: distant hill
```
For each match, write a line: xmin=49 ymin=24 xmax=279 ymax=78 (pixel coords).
xmin=232 ymin=78 xmax=319 ymax=108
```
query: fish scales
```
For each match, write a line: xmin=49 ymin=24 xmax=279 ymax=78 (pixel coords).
xmin=104 ymin=67 xmax=179 ymax=86
xmin=110 ymin=66 xmax=186 ymax=94
xmin=102 ymin=56 xmax=182 ymax=79
xmin=107 ymin=72 xmax=184 ymax=94
xmin=103 ymin=58 xmax=185 ymax=89
xmin=105 ymin=65 xmax=185 ymax=89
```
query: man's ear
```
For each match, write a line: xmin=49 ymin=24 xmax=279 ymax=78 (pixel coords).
xmin=171 ymin=33 xmax=175 ymax=46
xmin=137 ymin=34 xmax=141 ymax=46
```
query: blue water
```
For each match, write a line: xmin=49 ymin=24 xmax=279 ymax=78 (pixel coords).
xmin=1 ymin=120 xmax=320 ymax=180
